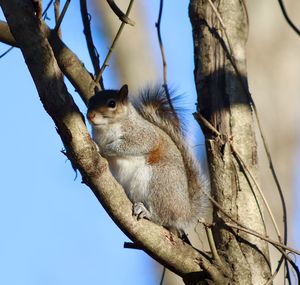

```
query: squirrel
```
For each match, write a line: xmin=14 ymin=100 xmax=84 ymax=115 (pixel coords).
xmin=87 ymin=84 xmax=208 ymax=236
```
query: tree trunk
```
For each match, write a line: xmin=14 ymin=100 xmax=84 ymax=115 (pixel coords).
xmin=189 ymin=0 xmax=272 ymax=284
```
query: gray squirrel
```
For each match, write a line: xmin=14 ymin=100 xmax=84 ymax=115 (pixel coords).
xmin=87 ymin=84 xmax=208 ymax=235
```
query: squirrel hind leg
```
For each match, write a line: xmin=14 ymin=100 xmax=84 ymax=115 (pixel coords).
xmin=133 ymin=202 xmax=152 ymax=220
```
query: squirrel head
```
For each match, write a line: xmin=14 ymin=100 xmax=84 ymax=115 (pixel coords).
xmin=87 ymin=84 xmax=129 ymax=127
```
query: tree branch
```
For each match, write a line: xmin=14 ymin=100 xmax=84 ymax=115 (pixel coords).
xmin=53 ymin=0 xmax=70 ymax=32
xmin=79 ymin=0 xmax=104 ymax=89
xmin=0 ymin=1 xmax=225 ymax=283
xmin=106 ymin=0 xmax=135 ymax=26
xmin=277 ymin=0 xmax=300 ymax=37
xmin=54 ymin=0 xmax=61 ymax=37
xmin=0 ymin=19 xmax=99 ymax=103
xmin=0 ymin=20 xmax=16 ymax=46
xmin=95 ymin=0 xmax=135 ymax=83
xmin=155 ymin=0 xmax=176 ymax=118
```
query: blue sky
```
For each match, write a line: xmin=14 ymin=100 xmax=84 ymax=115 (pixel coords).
xmin=0 ymin=1 xmax=198 ymax=284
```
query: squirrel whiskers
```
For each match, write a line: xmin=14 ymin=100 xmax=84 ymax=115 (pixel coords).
xmin=87 ymin=85 xmax=208 ymax=235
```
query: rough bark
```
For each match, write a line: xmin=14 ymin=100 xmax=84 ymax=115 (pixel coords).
xmin=189 ymin=0 xmax=271 ymax=284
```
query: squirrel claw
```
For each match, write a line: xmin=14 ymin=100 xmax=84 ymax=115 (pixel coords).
xmin=133 ymin=202 xmax=151 ymax=220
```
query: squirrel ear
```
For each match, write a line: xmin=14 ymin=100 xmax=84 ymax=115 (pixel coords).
xmin=119 ymin=84 xmax=128 ymax=102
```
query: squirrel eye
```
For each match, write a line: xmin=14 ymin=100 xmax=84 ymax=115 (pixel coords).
xmin=107 ymin=99 xmax=116 ymax=109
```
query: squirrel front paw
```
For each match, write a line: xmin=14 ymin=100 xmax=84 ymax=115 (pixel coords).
xmin=133 ymin=202 xmax=151 ymax=220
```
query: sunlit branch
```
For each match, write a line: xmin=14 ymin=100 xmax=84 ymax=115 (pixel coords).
xmin=106 ymin=0 xmax=135 ymax=26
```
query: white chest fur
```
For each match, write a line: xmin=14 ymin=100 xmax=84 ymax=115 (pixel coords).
xmin=92 ymin=122 xmax=122 ymax=148
xmin=108 ymin=156 xmax=152 ymax=203
xmin=92 ymin=122 xmax=152 ymax=204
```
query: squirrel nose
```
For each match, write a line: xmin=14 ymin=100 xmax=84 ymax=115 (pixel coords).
xmin=87 ymin=111 xmax=96 ymax=121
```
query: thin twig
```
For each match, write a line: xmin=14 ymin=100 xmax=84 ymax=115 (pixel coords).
xmin=199 ymin=190 xmax=297 ymax=256
xmin=195 ymin=110 xmax=280 ymax=246
xmin=54 ymin=0 xmax=62 ymax=38
xmin=80 ymin=0 xmax=104 ymax=90
xmin=53 ymin=0 xmax=71 ymax=33
xmin=226 ymin=223 xmax=300 ymax=256
xmin=231 ymin=225 xmax=300 ymax=284
xmin=159 ymin=267 xmax=166 ymax=285
xmin=204 ymin=224 xmax=223 ymax=267
xmin=232 ymin=145 xmax=292 ymax=285
xmin=155 ymin=0 xmax=167 ymax=87
xmin=277 ymin=0 xmax=300 ymax=37
xmin=155 ymin=0 xmax=176 ymax=118
xmin=95 ymin=0 xmax=135 ymax=83
xmin=266 ymin=256 xmax=286 ymax=285
xmin=42 ymin=0 xmax=55 ymax=19
xmin=0 ymin=46 xmax=14 ymax=58
xmin=252 ymin=100 xmax=291 ymax=285
xmin=231 ymin=145 xmax=282 ymax=242
xmin=193 ymin=112 xmax=221 ymax=137
xmin=106 ymin=0 xmax=135 ymax=26
xmin=208 ymin=0 xmax=224 ymax=26
xmin=273 ymin=247 xmax=300 ymax=285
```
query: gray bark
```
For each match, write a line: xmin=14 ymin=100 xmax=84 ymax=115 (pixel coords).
xmin=189 ymin=0 xmax=272 ymax=284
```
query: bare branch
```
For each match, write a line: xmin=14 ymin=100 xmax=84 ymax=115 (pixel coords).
xmin=80 ymin=0 xmax=104 ymax=90
xmin=54 ymin=0 xmax=62 ymax=38
xmin=227 ymin=219 xmax=298 ymax=283
xmin=53 ymin=0 xmax=71 ymax=33
xmin=42 ymin=0 xmax=55 ymax=19
xmin=0 ymin=20 xmax=98 ymax=104
xmin=196 ymin=138 xmax=299 ymax=280
xmin=159 ymin=267 xmax=166 ymax=285
xmin=266 ymin=256 xmax=286 ymax=285
xmin=106 ymin=0 xmax=135 ymax=26
xmin=155 ymin=0 xmax=167 ymax=86
xmin=226 ymin=222 xmax=300 ymax=256
xmin=0 ymin=46 xmax=14 ymax=58
xmin=204 ymin=224 xmax=226 ymax=271
xmin=231 ymin=145 xmax=282 ymax=241
xmin=0 ymin=21 xmax=18 ymax=46
xmin=277 ymin=0 xmax=300 ymax=37
xmin=155 ymin=0 xmax=176 ymax=118
xmin=95 ymin=0 xmax=135 ymax=83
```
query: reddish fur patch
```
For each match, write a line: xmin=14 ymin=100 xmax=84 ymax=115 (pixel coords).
xmin=147 ymin=144 xmax=163 ymax=164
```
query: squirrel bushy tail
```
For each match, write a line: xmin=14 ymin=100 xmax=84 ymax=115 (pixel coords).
xmin=133 ymin=86 xmax=209 ymax=223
